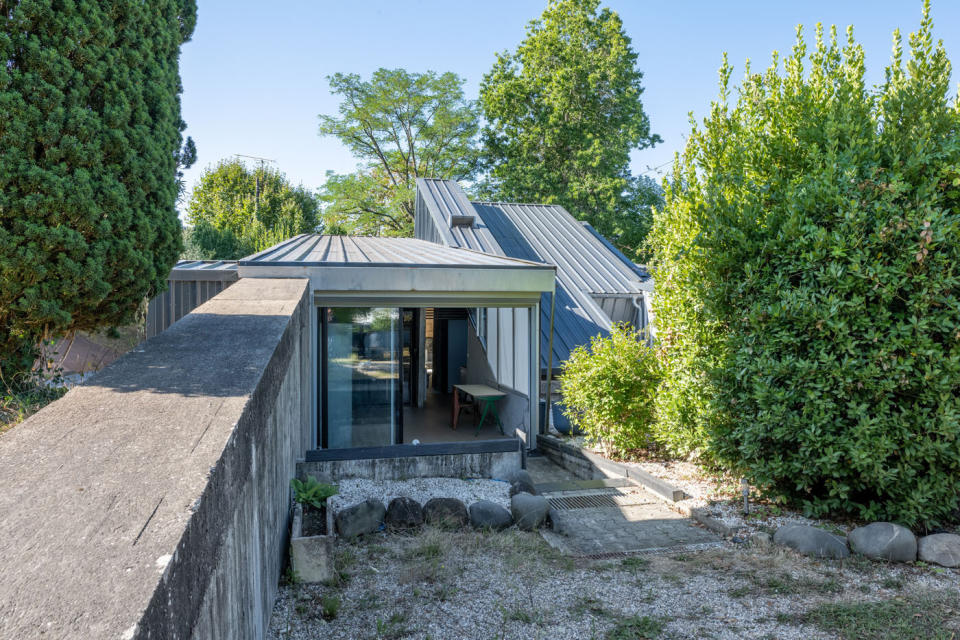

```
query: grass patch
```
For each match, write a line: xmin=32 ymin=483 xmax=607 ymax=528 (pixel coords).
xmin=0 ymin=379 xmax=67 ymax=435
xmin=730 ymin=571 xmax=842 ymax=598
xmin=319 ymin=594 xmax=340 ymax=621
xmin=374 ymin=612 xmax=411 ymax=639
xmin=789 ymin=592 xmax=958 ymax=640
xmin=325 ymin=547 xmax=357 ymax=587
xmin=569 ymin=595 xmax=614 ymax=619
xmin=606 ymin=614 xmax=664 ymax=639
xmin=621 ymin=556 xmax=650 ymax=571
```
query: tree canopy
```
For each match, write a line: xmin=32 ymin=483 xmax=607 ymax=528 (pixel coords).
xmin=184 ymin=158 xmax=320 ymax=260
xmin=479 ymin=0 xmax=661 ymax=259
xmin=648 ymin=2 xmax=960 ymax=527
xmin=318 ymin=68 xmax=480 ymax=236
xmin=0 ymin=0 xmax=196 ymax=383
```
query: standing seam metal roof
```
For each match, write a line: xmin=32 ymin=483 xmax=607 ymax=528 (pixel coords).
xmin=239 ymin=234 xmax=552 ymax=269
xmin=415 ymin=178 xmax=652 ymax=369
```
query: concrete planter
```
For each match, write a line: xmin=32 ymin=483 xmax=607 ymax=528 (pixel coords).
xmin=290 ymin=502 xmax=335 ymax=583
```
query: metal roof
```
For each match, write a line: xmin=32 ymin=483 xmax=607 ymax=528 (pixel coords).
xmin=414 ymin=178 xmax=653 ymax=369
xmin=168 ymin=260 xmax=239 ymax=282
xmin=239 ymin=234 xmax=550 ymax=269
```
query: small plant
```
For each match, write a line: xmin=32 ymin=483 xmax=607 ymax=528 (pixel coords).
xmin=606 ymin=614 xmax=663 ymax=640
xmin=281 ymin=565 xmax=301 ymax=586
xmin=319 ymin=594 xmax=340 ymax=621
xmin=621 ymin=556 xmax=650 ymax=571
xmin=375 ymin=612 xmax=411 ymax=639
xmin=290 ymin=476 xmax=338 ymax=510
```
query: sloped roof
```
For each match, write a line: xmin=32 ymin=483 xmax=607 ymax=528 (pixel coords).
xmin=239 ymin=234 xmax=548 ymax=269
xmin=415 ymin=178 xmax=652 ymax=369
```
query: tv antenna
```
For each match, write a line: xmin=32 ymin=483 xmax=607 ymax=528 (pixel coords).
xmin=234 ymin=154 xmax=277 ymax=215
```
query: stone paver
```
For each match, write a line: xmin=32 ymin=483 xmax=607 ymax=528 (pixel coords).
xmin=527 ymin=456 xmax=721 ymax=555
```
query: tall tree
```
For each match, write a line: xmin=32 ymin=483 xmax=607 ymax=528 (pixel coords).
xmin=184 ymin=158 xmax=320 ymax=260
xmin=318 ymin=69 xmax=480 ymax=236
xmin=0 ymin=0 xmax=196 ymax=383
xmin=479 ymin=0 xmax=661 ymax=258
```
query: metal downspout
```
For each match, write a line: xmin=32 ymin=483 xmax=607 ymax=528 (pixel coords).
xmin=542 ymin=289 xmax=556 ymax=435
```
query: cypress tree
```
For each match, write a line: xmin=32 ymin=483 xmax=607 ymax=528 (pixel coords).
xmin=0 ymin=0 xmax=197 ymax=383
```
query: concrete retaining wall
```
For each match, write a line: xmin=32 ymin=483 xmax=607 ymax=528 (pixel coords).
xmin=0 ymin=277 xmax=310 ymax=640
xmin=299 ymin=448 xmax=522 ymax=483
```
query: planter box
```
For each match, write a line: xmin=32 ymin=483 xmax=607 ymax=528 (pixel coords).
xmin=290 ymin=502 xmax=335 ymax=583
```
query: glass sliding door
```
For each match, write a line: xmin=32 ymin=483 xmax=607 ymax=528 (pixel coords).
xmin=321 ymin=307 xmax=402 ymax=448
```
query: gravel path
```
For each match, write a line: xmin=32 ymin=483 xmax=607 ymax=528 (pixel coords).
xmin=328 ymin=477 xmax=511 ymax=514
xmin=268 ymin=527 xmax=959 ymax=640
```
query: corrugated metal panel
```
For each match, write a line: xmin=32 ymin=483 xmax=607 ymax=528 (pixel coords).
xmin=239 ymin=234 xmax=547 ymax=269
xmin=145 ymin=261 xmax=239 ymax=337
xmin=414 ymin=179 xmax=653 ymax=370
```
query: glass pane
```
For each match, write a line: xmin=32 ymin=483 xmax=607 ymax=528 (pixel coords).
xmin=325 ymin=307 xmax=399 ymax=448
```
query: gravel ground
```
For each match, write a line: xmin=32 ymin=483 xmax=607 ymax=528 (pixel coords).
xmin=328 ymin=477 xmax=511 ymax=514
xmin=268 ymin=527 xmax=960 ymax=640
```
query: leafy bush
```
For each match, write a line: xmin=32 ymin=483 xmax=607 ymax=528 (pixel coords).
xmin=290 ymin=476 xmax=338 ymax=511
xmin=647 ymin=4 xmax=960 ymax=527
xmin=559 ymin=324 xmax=661 ymax=455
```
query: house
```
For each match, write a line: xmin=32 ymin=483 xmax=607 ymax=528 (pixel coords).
xmin=0 ymin=180 xmax=656 ymax=638
xmin=149 ymin=179 xmax=653 ymax=464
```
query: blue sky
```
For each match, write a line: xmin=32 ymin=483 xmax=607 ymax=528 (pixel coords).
xmin=177 ymin=1 xmax=959 ymax=207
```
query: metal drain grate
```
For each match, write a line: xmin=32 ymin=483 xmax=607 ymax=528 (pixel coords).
xmin=548 ymin=494 xmax=622 ymax=510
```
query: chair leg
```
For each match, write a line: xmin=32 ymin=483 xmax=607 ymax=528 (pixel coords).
xmin=452 ymin=390 xmax=459 ymax=429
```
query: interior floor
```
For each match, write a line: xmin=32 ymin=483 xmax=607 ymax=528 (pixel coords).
xmin=403 ymin=390 xmax=512 ymax=444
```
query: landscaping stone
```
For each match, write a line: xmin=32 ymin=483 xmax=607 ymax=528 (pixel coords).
xmin=423 ymin=497 xmax=469 ymax=528
xmin=917 ymin=533 xmax=960 ymax=568
xmin=511 ymin=492 xmax=549 ymax=531
xmin=848 ymin=522 xmax=917 ymax=562
xmin=773 ymin=525 xmax=849 ymax=559
xmin=384 ymin=497 xmax=423 ymax=529
xmin=507 ymin=469 xmax=538 ymax=497
xmin=469 ymin=500 xmax=513 ymax=531
xmin=750 ymin=531 xmax=773 ymax=548
xmin=335 ymin=499 xmax=385 ymax=538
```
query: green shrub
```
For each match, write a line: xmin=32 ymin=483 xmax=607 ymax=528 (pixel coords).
xmin=559 ymin=324 xmax=661 ymax=456
xmin=290 ymin=476 xmax=338 ymax=511
xmin=647 ymin=3 xmax=960 ymax=527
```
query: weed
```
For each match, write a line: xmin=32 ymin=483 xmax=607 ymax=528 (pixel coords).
xmin=621 ymin=556 xmax=650 ymax=571
xmin=569 ymin=595 xmax=612 ymax=618
xmin=281 ymin=565 xmax=301 ymax=586
xmin=319 ymin=594 xmax=340 ymax=621
xmin=660 ymin=573 xmax=683 ymax=586
xmin=505 ymin=607 xmax=534 ymax=624
xmin=881 ymin=576 xmax=904 ymax=590
xmin=375 ymin=612 xmax=411 ymax=639
xmin=606 ymin=614 xmax=663 ymax=640
xmin=325 ymin=548 xmax=356 ymax=588
xmin=434 ymin=583 xmax=457 ymax=602
xmin=290 ymin=476 xmax=338 ymax=510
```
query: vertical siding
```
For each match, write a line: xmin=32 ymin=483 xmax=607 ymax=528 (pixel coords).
xmin=146 ymin=279 xmax=235 ymax=338
xmin=497 ymin=309 xmax=513 ymax=390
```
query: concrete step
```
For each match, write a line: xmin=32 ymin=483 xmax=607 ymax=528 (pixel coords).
xmin=534 ymin=477 xmax=634 ymax=494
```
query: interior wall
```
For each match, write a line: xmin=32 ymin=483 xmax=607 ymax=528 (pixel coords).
xmin=465 ymin=317 xmax=530 ymax=440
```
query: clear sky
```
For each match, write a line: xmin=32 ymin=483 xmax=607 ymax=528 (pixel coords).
xmin=177 ymin=1 xmax=959 ymax=208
